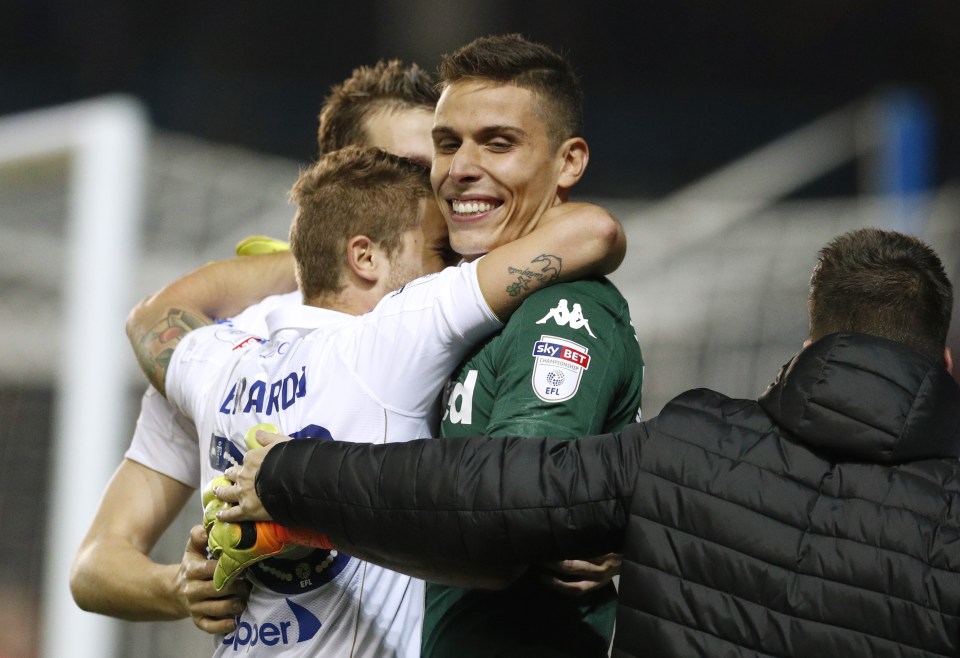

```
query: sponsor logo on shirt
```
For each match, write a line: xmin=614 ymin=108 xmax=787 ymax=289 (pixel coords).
xmin=442 ymin=369 xmax=478 ymax=426
xmin=211 ymin=324 xmax=267 ymax=348
xmin=208 ymin=422 xmax=333 ymax=484
xmin=535 ymin=299 xmax=596 ymax=338
xmin=209 ymin=433 xmax=245 ymax=471
xmin=250 ymin=547 xmax=350 ymax=595
xmin=222 ymin=598 xmax=321 ymax=651
xmin=232 ymin=336 xmax=266 ymax=351
xmin=531 ymin=336 xmax=590 ymax=402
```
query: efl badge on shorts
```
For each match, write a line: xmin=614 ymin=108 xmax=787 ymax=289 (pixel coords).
xmin=531 ymin=335 xmax=590 ymax=402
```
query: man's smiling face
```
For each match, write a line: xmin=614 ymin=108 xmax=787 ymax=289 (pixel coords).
xmin=431 ymin=80 xmax=567 ymax=260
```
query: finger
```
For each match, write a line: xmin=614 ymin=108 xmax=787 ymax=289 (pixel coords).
xmin=216 ymin=483 xmax=240 ymax=504
xmin=538 ymin=574 xmax=596 ymax=596
xmin=585 ymin=552 xmax=622 ymax=567
xmin=539 ymin=559 xmax=597 ymax=576
xmin=186 ymin=525 xmax=209 ymax=556
xmin=184 ymin=556 xmax=217 ymax=581
xmin=193 ymin=613 xmax=240 ymax=635
xmin=183 ymin=570 xmax=250 ymax=605
xmin=189 ymin=594 xmax=248 ymax=620
xmin=224 ymin=466 xmax=240 ymax=484
xmin=218 ymin=577 xmax=251 ymax=601
xmin=216 ymin=503 xmax=246 ymax=523
xmin=540 ymin=559 xmax=607 ymax=578
xmin=256 ymin=430 xmax=290 ymax=447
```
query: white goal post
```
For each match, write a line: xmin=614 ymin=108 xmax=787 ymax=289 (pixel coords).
xmin=0 ymin=96 xmax=148 ymax=658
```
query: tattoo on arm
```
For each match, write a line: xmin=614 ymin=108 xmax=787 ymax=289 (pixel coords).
xmin=505 ymin=254 xmax=562 ymax=297
xmin=134 ymin=308 xmax=210 ymax=394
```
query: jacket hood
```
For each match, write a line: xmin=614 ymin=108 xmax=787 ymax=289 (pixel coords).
xmin=758 ymin=332 xmax=960 ymax=463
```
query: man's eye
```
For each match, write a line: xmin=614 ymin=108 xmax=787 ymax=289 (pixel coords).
xmin=487 ymin=141 xmax=512 ymax=152
xmin=434 ymin=140 xmax=459 ymax=153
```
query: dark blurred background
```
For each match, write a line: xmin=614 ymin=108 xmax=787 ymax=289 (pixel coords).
xmin=3 ymin=0 xmax=958 ymax=198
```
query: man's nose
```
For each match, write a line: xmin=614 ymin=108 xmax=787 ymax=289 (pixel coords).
xmin=448 ymin=142 xmax=483 ymax=183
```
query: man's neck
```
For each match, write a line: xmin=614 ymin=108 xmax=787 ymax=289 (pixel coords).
xmin=303 ymin=291 xmax=374 ymax=316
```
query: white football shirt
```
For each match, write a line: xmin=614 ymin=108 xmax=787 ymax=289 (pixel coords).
xmin=125 ymin=292 xmax=300 ymax=486
xmin=166 ymin=261 xmax=500 ymax=658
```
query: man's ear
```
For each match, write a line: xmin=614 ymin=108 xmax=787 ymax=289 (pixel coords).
xmin=945 ymin=346 xmax=954 ymax=375
xmin=557 ymin=137 xmax=589 ymax=191
xmin=346 ymin=235 xmax=380 ymax=284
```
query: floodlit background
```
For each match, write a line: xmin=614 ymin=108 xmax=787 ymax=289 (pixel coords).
xmin=2 ymin=2 xmax=959 ymax=656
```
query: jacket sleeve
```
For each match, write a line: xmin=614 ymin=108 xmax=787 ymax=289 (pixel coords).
xmin=257 ymin=428 xmax=644 ymax=584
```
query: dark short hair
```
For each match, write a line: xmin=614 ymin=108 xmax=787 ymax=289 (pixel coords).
xmin=808 ymin=228 xmax=953 ymax=360
xmin=317 ymin=60 xmax=439 ymax=155
xmin=439 ymin=33 xmax=583 ymax=147
xmin=289 ymin=146 xmax=432 ymax=300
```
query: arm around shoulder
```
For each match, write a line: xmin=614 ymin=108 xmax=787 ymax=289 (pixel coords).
xmin=255 ymin=432 xmax=635 ymax=580
xmin=126 ymin=252 xmax=296 ymax=395
xmin=544 ymin=201 xmax=625 ymax=276
xmin=476 ymin=202 xmax=625 ymax=320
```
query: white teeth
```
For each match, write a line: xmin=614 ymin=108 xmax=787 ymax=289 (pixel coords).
xmin=452 ymin=199 xmax=495 ymax=215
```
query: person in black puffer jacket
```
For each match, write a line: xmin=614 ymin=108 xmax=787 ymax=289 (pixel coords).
xmin=218 ymin=228 xmax=960 ymax=657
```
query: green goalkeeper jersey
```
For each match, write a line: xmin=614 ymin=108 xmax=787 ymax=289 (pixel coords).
xmin=424 ymin=277 xmax=644 ymax=658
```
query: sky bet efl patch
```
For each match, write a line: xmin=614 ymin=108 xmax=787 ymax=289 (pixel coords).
xmin=531 ymin=335 xmax=590 ymax=402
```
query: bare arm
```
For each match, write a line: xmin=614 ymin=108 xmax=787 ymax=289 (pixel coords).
xmin=126 ymin=252 xmax=296 ymax=395
xmin=476 ymin=201 xmax=625 ymax=320
xmin=70 ymin=459 xmax=248 ymax=631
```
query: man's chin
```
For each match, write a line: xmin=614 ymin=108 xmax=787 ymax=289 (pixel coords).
xmin=450 ymin=233 xmax=496 ymax=261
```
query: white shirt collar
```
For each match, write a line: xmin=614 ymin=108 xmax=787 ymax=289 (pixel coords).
xmin=266 ymin=304 xmax=351 ymax=335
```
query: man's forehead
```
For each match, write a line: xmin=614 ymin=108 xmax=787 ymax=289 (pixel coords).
xmin=438 ymin=79 xmax=532 ymax=104
xmin=434 ymin=80 xmax=542 ymax=131
xmin=365 ymin=106 xmax=434 ymax=164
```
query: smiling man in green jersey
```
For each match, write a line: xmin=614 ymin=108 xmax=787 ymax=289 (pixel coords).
xmin=427 ymin=34 xmax=644 ymax=658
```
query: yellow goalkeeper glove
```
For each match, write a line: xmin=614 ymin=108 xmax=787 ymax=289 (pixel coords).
xmin=208 ymin=520 xmax=333 ymax=590
xmin=201 ymin=475 xmax=232 ymax=533
xmin=235 ymin=235 xmax=290 ymax=256
xmin=203 ymin=424 xmax=333 ymax=590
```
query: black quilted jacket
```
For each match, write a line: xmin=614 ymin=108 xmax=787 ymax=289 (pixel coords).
xmin=259 ymin=332 xmax=960 ymax=657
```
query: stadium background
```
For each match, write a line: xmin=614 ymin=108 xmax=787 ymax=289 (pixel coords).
xmin=1 ymin=1 xmax=959 ymax=656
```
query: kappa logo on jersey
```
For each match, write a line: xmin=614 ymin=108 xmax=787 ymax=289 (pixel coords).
xmin=443 ymin=369 xmax=478 ymax=425
xmin=535 ymin=299 xmax=597 ymax=338
xmin=531 ymin=336 xmax=590 ymax=402
xmin=222 ymin=598 xmax=321 ymax=651
xmin=219 ymin=367 xmax=307 ymax=416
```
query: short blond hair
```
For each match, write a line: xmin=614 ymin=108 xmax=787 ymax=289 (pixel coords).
xmin=317 ymin=60 xmax=438 ymax=155
xmin=289 ymin=146 xmax=432 ymax=300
